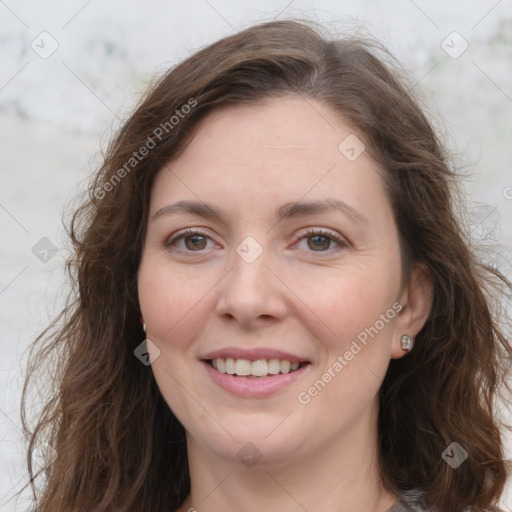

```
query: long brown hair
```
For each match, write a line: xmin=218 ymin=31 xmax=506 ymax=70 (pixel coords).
xmin=21 ymin=19 xmax=512 ymax=512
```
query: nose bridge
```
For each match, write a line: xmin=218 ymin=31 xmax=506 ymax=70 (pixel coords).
xmin=215 ymin=238 xmax=287 ymax=325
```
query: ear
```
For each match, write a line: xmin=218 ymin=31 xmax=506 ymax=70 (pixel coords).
xmin=390 ymin=263 xmax=433 ymax=359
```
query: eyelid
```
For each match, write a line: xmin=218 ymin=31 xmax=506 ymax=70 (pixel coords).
xmin=293 ymin=227 xmax=349 ymax=252
xmin=165 ymin=228 xmax=216 ymax=249
xmin=164 ymin=226 xmax=349 ymax=253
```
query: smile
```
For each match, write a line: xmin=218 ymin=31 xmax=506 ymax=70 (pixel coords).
xmin=202 ymin=358 xmax=311 ymax=398
xmin=207 ymin=357 xmax=308 ymax=378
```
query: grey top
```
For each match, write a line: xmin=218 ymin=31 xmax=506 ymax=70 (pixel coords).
xmin=386 ymin=488 xmax=429 ymax=512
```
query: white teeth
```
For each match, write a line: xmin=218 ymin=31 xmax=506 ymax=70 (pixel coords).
xmin=210 ymin=357 xmax=304 ymax=377
xmin=235 ymin=358 xmax=251 ymax=376
xmin=268 ymin=359 xmax=281 ymax=374
xmin=251 ymin=359 xmax=268 ymax=377
xmin=280 ymin=360 xmax=291 ymax=374
xmin=225 ymin=357 xmax=236 ymax=375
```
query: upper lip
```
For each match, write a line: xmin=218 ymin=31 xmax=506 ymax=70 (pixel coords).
xmin=201 ymin=347 xmax=309 ymax=363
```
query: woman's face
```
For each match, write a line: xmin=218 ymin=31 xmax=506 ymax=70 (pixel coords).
xmin=138 ymin=95 xmax=422 ymax=467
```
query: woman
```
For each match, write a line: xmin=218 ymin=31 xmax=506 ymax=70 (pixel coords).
xmin=22 ymin=20 xmax=511 ymax=512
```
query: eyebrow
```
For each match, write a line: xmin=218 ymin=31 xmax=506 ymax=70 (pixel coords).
xmin=151 ymin=198 xmax=367 ymax=224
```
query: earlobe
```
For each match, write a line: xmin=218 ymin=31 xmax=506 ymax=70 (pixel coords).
xmin=391 ymin=263 xmax=433 ymax=359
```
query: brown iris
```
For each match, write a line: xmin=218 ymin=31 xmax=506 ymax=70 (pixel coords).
xmin=185 ymin=235 xmax=207 ymax=251
xmin=307 ymin=235 xmax=330 ymax=251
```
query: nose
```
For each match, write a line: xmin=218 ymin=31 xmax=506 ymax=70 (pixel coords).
xmin=215 ymin=248 xmax=288 ymax=329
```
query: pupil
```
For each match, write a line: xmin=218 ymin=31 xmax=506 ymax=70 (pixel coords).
xmin=308 ymin=235 xmax=330 ymax=251
xmin=185 ymin=235 xmax=206 ymax=251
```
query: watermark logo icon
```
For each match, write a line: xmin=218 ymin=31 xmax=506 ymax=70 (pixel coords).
xmin=32 ymin=237 xmax=58 ymax=263
xmin=31 ymin=31 xmax=59 ymax=59
xmin=33 ymin=442 xmax=58 ymax=471
xmin=442 ymin=442 xmax=468 ymax=468
xmin=134 ymin=339 xmax=161 ymax=366
xmin=237 ymin=442 xmax=263 ymax=468
xmin=236 ymin=236 xmax=263 ymax=264
xmin=441 ymin=31 xmax=469 ymax=59
xmin=338 ymin=134 xmax=366 ymax=162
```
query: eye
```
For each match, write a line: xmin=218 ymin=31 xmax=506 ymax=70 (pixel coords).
xmin=164 ymin=228 xmax=347 ymax=254
xmin=295 ymin=228 xmax=347 ymax=253
xmin=165 ymin=229 xmax=215 ymax=252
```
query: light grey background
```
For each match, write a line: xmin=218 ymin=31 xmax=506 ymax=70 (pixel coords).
xmin=1 ymin=1 xmax=511 ymax=510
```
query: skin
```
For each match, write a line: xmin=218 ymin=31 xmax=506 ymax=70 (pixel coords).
xmin=138 ymin=95 xmax=432 ymax=512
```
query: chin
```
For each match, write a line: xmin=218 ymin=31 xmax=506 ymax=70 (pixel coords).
xmin=188 ymin=413 xmax=312 ymax=469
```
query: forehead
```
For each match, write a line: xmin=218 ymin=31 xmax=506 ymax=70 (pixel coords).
xmin=181 ymin=95 xmax=361 ymax=165
xmin=151 ymin=95 xmax=390 ymax=221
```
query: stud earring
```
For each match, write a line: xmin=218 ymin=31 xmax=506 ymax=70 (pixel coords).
xmin=143 ymin=323 xmax=147 ymax=334
xmin=401 ymin=334 xmax=413 ymax=351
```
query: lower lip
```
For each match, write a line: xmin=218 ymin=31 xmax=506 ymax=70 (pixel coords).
xmin=202 ymin=361 xmax=310 ymax=398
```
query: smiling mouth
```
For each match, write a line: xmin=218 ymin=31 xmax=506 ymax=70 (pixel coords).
xmin=205 ymin=357 xmax=310 ymax=378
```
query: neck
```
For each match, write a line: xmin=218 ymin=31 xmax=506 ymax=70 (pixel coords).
xmin=176 ymin=401 xmax=398 ymax=512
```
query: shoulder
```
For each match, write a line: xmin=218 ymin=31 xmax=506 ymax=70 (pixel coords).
xmin=389 ymin=488 xmax=429 ymax=511
xmin=391 ymin=488 xmax=505 ymax=512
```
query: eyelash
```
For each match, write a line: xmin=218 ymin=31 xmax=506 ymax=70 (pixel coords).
xmin=295 ymin=228 xmax=347 ymax=253
xmin=165 ymin=228 xmax=348 ymax=255
xmin=165 ymin=228 xmax=211 ymax=251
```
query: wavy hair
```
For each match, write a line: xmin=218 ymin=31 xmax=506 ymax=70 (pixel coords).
xmin=21 ymin=19 xmax=512 ymax=512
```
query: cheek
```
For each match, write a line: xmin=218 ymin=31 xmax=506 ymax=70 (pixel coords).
xmin=300 ymin=284 xmax=399 ymax=419
xmin=298 ymin=262 xmax=400 ymax=347
xmin=138 ymin=256 xmax=201 ymax=347
xmin=137 ymin=258 xmax=207 ymax=417
xmin=321 ymin=278 xmax=400 ymax=399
